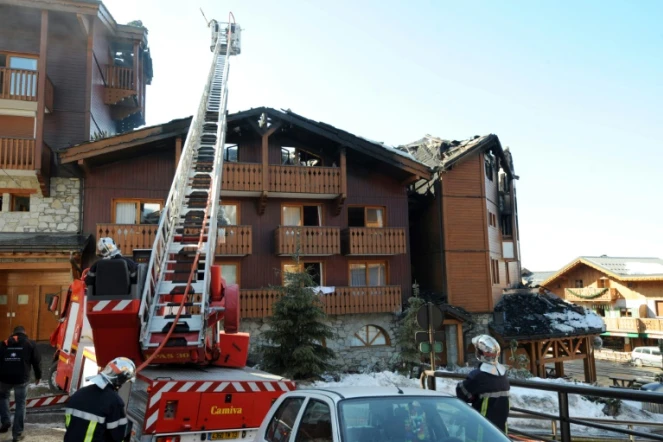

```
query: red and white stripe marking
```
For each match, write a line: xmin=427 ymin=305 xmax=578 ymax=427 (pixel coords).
xmin=89 ymin=299 xmax=134 ymax=312
xmin=10 ymin=394 xmax=69 ymax=411
xmin=143 ymin=379 xmax=296 ymax=433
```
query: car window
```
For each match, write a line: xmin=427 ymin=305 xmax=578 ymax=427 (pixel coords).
xmin=266 ymin=397 xmax=305 ymax=442
xmin=295 ymin=399 xmax=333 ymax=442
xmin=643 ymin=349 xmax=651 ymax=355
xmin=634 ymin=348 xmax=641 ymax=353
xmin=652 ymin=349 xmax=661 ymax=356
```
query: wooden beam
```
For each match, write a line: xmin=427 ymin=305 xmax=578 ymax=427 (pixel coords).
xmin=77 ymin=159 xmax=91 ymax=175
xmin=175 ymin=136 xmax=182 ymax=166
xmin=0 ymin=262 xmax=71 ymax=270
xmin=0 ymin=188 xmax=37 ymax=195
xmin=248 ymin=118 xmax=264 ymax=136
xmin=264 ymin=121 xmax=282 ymax=138
xmin=261 ymin=133 xmax=269 ymax=196
xmin=340 ymin=147 xmax=347 ymax=196
xmin=35 ymin=9 xmax=48 ymax=173
xmin=133 ymin=40 xmax=139 ymax=95
xmin=456 ymin=323 xmax=464 ymax=364
xmin=400 ymin=175 xmax=420 ymax=186
xmin=83 ymin=17 xmax=94 ymax=139
xmin=76 ymin=13 xmax=90 ymax=36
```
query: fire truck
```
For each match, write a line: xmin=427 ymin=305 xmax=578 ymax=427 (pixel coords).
xmin=46 ymin=14 xmax=297 ymax=442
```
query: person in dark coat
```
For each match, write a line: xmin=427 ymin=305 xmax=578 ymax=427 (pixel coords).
xmin=85 ymin=237 xmax=138 ymax=287
xmin=0 ymin=326 xmax=42 ymax=442
xmin=456 ymin=334 xmax=511 ymax=434
xmin=64 ymin=356 xmax=136 ymax=442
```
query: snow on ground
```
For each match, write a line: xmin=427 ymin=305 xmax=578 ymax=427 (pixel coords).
xmin=313 ymin=370 xmax=663 ymax=437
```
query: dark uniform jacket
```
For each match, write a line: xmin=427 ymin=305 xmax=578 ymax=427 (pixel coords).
xmin=85 ymin=255 xmax=138 ymax=286
xmin=0 ymin=332 xmax=42 ymax=385
xmin=456 ymin=363 xmax=510 ymax=433
xmin=64 ymin=384 xmax=129 ymax=442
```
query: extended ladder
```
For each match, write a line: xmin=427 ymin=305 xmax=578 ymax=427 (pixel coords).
xmin=138 ymin=18 xmax=241 ymax=363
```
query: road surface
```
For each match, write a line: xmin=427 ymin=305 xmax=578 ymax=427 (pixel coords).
xmin=548 ymin=358 xmax=661 ymax=386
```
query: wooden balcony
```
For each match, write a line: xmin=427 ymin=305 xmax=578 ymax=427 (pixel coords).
xmin=344 ymin=227 xmax=407 ymax=255
xmin=564 ymin=287 xmax=619 ymax=303
xmin=104 ymin=65 xmax=135 ymax=105
xmin=239 ymin=285 xmax=402 ymax=318
xmin=268 ymin=165 xmax=341 ymax=195
xmin=0 ymin=138 xmax=35 ymax=170
xmin=275 ymin=226 xmax=340 ymax=256
xmin=604 ymin=317 xmax=663 ymax=335
xmin=0 ymin=68 xmax=53 ymax=112
xmin=96 ymin=223 xmax=158 ymax=256
xmin=217 ymin=225 xmax=252 ymax=256
xmin=221 ymin=162 xmax=263 ymax=192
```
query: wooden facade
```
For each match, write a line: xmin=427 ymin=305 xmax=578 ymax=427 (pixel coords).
xmin=62 ymin=107 xmax=432 ymax=318
xmin=544 ymin=257 xmax=663 ymax=351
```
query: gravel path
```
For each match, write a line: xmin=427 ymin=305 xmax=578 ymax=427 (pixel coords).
xmin=1 ymin=423 xmax=65 ymax=442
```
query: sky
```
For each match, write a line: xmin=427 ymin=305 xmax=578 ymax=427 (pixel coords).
xmin=103 ymin=0 xmax=663 ymax=271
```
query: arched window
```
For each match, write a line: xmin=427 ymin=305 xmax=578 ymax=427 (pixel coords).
xmin=350 ymin=325 xmax=390 ymax=347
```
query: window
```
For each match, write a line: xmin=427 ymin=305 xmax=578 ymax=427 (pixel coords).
xmin=283 ymin=262 xmax=322 ymax=286
xmin=597 ymin=278 xmax=607 ymax=289
xmin=295 ymin=400 xmax=333 ymax=442
xmin=218 ymin=203 xmax=238 ymax=225
xmin=0 ymin=53 xmax=38 ymax=98
xmin=491 ymin=259 xmax=500 ymax=285
xmin=505 ymin=262 xmax=510 ymax=286
xmin=351 ymin=325 xmax=390 ymax=347
xmin=281 ymin=146 xmax=321 ymax=167
xmin=10 ymin=195 xmax=30 ymax=212
xmin=485 ymin=152 xmax=495 ymax=181
xmin=113 ymin=199 xmax=163 ymax=224
xmin=501 ymin=215 xmax=512 ymax=236
xmin=348 ymin=206 xmax=385 ymax=228
xmin=656 ymin=301 xmax=663 ymax=317
xmin=223 ymin=144 xmax=238 ymax=162
xmin=575 ymin=280 xmax=584 ymax=288
xmin=220 ymin=263 xmax=239 ymax=285
xmin=349 ymin=262 xmax=386 ymax=287
xmin=265 ymin=397 xmax=305 ymax=442
xmin=488 ymin=212 xmax=497 ymax=228
xmin=282 ymin=204 xmax=322 ymax=226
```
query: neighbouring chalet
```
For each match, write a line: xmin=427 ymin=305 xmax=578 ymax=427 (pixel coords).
xmin=542 ymin=256 xmax=663 ymax=352
xmin=57 ymin=107 xmax=434 ymax=369
xmin=401 ymin=135 xmax=522 ymax=323
xmin=0 ymin=0 xmax=151 ymax=341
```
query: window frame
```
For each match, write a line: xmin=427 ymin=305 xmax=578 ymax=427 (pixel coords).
xmin=219 ymin=201 xmax=240 ymax=225
xmin=294 ymin=398 xmax=334 ymax=442
xmin=491 ymin=259 xmax=500 ymax=285
xmin=111 ymin=198 xmax=165 ymax=224
xmin=348 ymin=260 xmax=388 ymax=287
xmin=280 ymin=203 xmax=323 ymax=227
xmin=347 ymin=205 xmax=387 ymax=228
xmin=350 ymin=325 xmax=391 ymax=347
xmin=10 ymin=194 xmax=30 ymax=212
xmin=264 ymin=397 xmax=306 ymax=442
xmin=215 ymin=260 xmax=241 ymax=286
xmin=281 ymin=261 xmax=324 ymax=286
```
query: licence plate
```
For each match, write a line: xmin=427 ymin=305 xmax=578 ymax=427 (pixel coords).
xmin=210 ymin=431 xmax=240 ymax=440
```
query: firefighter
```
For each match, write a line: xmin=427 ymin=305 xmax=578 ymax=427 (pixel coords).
xmin=63 ymin=357 xmax=136 ymax=442
xmin=456 ymin=334 xmax=510 ymax=433
xmin=85 ymin=237 xmax=138 ymax=287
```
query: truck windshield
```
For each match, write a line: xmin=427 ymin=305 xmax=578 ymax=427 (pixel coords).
xmin=338 ymin=396 xmax=510 ymax=442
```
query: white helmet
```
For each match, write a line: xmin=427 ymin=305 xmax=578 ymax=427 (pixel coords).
xmin=87 ymin=357 xmax=136 ymax=390
xmin=472 ymin=334 xmax=501 ymax=365
xmin=97 ymin=237 xmax=121 ymax=258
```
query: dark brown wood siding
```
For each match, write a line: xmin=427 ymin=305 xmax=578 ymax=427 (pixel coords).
xmin=0 ymin=6 xmax=41 ymax=53
xmin=0 ymin=116 xmax=34 ymax=138
xmin=90 ymin=18 xmax=114 ymax=137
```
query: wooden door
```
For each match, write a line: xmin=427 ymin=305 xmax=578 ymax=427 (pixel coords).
xmin=37 ymin=285 xmax=65 ymax=342
xmin=11 ymin=286 xmax=37 ymax=338
xmin=0 ymin=285 xmax=10 ymax=338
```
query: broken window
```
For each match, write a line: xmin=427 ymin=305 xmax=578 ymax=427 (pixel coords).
xmin=485 ymin=152 xmax=495 ymax=181
xmin=282 ymin=205 xmax=322 ymax=226
xmin=223 ymin=144 xmax=238 ymax=162
xmin=348 ymin=207 xmax=384 ymax=228
xmin=283 ymin=262 xmax=322 ymax=286
xmin=281 ymin=146 xmax=321 ymax=167
xmin=501 ymin=215 xmax=512 ymax=236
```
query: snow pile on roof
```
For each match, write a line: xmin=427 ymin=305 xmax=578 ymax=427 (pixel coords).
xmin=492 ymin=291 xmax=605 ymax=339
xmin=313 ymin=371 xmax=663 ymax=437
xmin=624 ymin=262 xmax=663 ymax=275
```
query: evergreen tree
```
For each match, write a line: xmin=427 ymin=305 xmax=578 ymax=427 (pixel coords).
xmin=392 ymin=283 xmax=425 ymax=375
xmin=260 ymin=248 xmax=337 ymax=380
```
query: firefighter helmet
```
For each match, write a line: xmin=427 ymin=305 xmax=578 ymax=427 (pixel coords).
xmin=472 ymin=334 xmax=501 ymax=365
xmin=97 ymin=237 xmax=121 ymax=258
xmin=87 ymin=357 xmax=136 ymax=390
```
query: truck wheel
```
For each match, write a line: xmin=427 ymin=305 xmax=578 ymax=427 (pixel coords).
xmin=634 ymin=358 xmax=643 ymax=367
xmin=48 ymin=361 xmax=63 ymax=393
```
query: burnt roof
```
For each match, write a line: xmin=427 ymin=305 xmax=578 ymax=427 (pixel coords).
xmin=0 ymin=233 xmax=90 ymax=252
xmin=490 ymin=290 xmax=605 ymax=341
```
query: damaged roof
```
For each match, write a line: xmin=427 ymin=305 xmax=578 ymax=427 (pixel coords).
xmin=542 ymin=256 xmax=663 ymax=286
xmin=490 ymin=290 xmax=605 ymax=341
xmin=0 ymin=233 xmax=91 ymax=252
xmin=523 ymin=271 xmax=556 ymax=288
xmin=398 ymin=133 xmax=517 ymax=179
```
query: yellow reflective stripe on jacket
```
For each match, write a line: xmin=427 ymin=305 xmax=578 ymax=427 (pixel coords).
xmin=84 ymin=421 xmax=97 ymax=442
xmin=65 ymin=414 xmax=71 ymax=428
xmin=480 ymin=397 xmax=489 ymax=416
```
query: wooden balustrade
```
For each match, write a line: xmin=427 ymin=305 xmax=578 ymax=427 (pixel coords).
xmin=268 ymin=165 xmax=341 ymax=194
xmin=45 ymin=76 xmax=54 ymax=112
xmin=275 ymin=226 xmax=340 ymax=256
xmin=604 ymin=317 xmax=663 ymax=334
xmin=641 ymin=318 xmax=662 ymax=332
xmin=345 ymin=227 xmax=406 ymax=255
xmin=105 ymin=65 xmax=134 ymax=90
xmin=564 ymin=287 xmax=618 ymax=303
xmin=239 ymin=285 xmax=402 ymax=318
xmin=221 ymin=162 xmax=263 ymax=191
xmin=96 ymin=223 xmax=158 ymax=256
xmin=0 ymin=138 xmax=35 ymax=170
xmin=216 ymin=225 xmax=252 ymax=255
xmin=0 ymin=68 xmax=38 ymax=101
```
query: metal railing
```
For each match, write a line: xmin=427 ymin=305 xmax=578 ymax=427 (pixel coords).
xmin=421 ymin=370 xmax=663 ymax=442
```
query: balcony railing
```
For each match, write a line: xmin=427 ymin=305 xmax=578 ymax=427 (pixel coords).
xmin=604 ymin=317 xmax=663 ymax=335
xmin=345 ymin=227 xmax=406 ymax=255
xmin=105 ymin=65 xmax=134 ymax=90
xmin=0 ymin=68 xmax=53 ymax=110
xmin=97 ymin=223 xmax=158 ymax=256
xmin=217 ymin=225 xmax=252 ymax=256
xmin=221 ymin=162 xmax=263 ymax=192
xmin=275 ymin=226 xmax=341 ymax=256
xmin=239 ymin=285 xmax=402 ymax=318
xmin=564 ymin=287 xmax=618 ymax=303
xmin=0 ymin=138 xmax=35 ymax=170
xmin=268 ymin=165 xmax=341 ymax=194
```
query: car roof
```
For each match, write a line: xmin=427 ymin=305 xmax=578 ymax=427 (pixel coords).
xmin=293 ymin=387 xmax=454 ymax=400
xmin=635 ymin=346 xmax=659 ymax=350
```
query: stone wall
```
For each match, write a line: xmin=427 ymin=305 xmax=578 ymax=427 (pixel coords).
xmin=241 ymin=313 xmax=399 ymax=372
xmin=0 ymin=177 xmax=80 ymax=233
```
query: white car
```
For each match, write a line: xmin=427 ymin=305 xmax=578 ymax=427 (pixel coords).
xmin=255 ymin=386 xmax=511 ymax=442
xmin=631 ymin=346 xmax=663 ymax=367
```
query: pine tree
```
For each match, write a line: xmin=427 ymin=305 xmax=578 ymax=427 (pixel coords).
xmin=259 ymin=246 xmax=337 ymax=380
xmin=392 ymin=282 xmax=425 ymax=375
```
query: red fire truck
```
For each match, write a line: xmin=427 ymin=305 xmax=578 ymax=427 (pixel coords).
xmin=46 ymin=14 xmax=297 ymax=442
